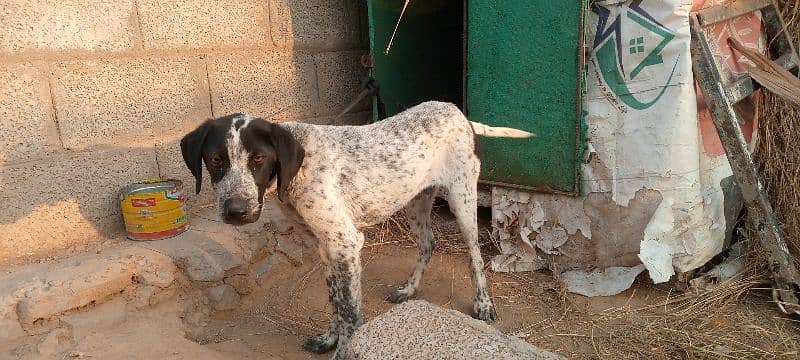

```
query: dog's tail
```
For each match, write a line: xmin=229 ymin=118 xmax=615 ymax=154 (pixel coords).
xmin=469 ymin=121 xmax=534 ymax=138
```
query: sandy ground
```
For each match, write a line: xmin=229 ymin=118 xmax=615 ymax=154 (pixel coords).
xmin=3 ymin=207 xmax=798 ymax=359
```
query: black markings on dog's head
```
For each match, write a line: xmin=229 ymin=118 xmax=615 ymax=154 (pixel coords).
xmin=180 ymin=113 xmax=305 ymax=224
xmin=257 ymin=121 xmax=305 ymax=202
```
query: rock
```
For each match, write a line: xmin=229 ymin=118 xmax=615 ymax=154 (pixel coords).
xmin=142 ymin=231 xmax=243 ymax=282
xmin=16 ymin=263 xmax=133 ymax=328
xmin=275 ymin=235 xmax=304 ymax=265
xmin=149 ymin=286 xmax=177 ymax=306
xmin=141 ymin=230 xmax=247 ymax=282
xmin=127 ymin=285 xmax=159 ymax=308
xmin=224 ymin=275 xmax=256 ymax=295
xmin=134 ymin=270 xmax=175 ymax=288
xmin=346 ymin=301 xmax=563 ymax=360
xmin=250 ymin=254 xmax=288 ymax=278
xmin=206 ymin=285 xmax=240 ymax=311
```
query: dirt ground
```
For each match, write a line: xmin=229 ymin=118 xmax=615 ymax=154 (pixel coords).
xmin=3 ymin=207 xmax=799 ymax=360
xmin=192 ymin=243 xmax=800 ymax=359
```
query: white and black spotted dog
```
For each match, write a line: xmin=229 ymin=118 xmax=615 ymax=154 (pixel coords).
xmin=180 ymin=101 xmax=533 ymax=359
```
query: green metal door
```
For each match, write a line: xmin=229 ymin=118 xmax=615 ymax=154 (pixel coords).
xmin=467 ymin=1 xmax=586 ymax=195
xmin=367 ymin=0 xmax=586 ymax=195
xmin=367 ymin=0 xmax=463 ymax=117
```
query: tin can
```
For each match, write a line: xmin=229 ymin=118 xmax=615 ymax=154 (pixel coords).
xmin=119 ymin=179 xmax=188 ymax=241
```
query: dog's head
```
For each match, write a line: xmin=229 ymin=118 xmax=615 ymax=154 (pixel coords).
xmin=180 ymin=114 xmax=305 ymax=225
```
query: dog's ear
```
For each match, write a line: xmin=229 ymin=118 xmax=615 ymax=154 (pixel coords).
xmin=180 ymin=121 xmax=211 ymax=194
xmin=268 ymin=124 xmax=305 ymax=202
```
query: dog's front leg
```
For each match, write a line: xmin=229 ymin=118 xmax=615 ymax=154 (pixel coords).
xmin=326 ymin=241 xmax=363 ymax=360
xmin=303 ymin=217 xmax=365 ymax=359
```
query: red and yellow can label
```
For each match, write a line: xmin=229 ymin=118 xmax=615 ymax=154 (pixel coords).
xmin=120 ymin=180 xmax=187 ymax=241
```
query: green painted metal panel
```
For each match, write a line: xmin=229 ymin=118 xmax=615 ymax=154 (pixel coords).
xmin=467 ymin=1 xmax=586 ymax=194
xmin=366 ymin=0 xmax=586 ymax=194
xmin=367 ymin=0 xmax=463 ymax=119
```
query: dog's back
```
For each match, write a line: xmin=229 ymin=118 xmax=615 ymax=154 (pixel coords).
xmin=281 ymin=101 xmax=478 ymax=227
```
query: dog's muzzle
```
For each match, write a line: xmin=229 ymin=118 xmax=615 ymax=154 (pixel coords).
xmin=222 ymin=197 xmax=261 ymax=225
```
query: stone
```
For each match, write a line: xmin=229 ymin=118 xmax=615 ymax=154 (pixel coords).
xmin=346 ymin=301 xmax=563 ymax=360
xmin=50 ymin=56 xmax=211 ymax=150
xmin=223 ymin=275 xmax=256 ymax=295
xmin=137 ymin=0 xmax=270 ymax=50
xmin=207 ymin=50 xmax=318 ymax=120
xmin=250 ymin=254 xmax=288 ymax=279
xmin=148 ymin=286 xmax=177 ymax=306
xmin=134 ymin=270 xmax=175 ymax=288
xmin=0 ymin=0 xmax=137 ymax=54
xmin=176 ymin=251 xmax=223 ymax=283
xmin=206 ymin=285 xmax=240 ymax=311
xmin=15 ymin=263 xmax=134 ymax=327
xmin=275 ymin=235 xmax=304 ymax=265
xmin=0 ymin=62 xmax=60 ymax=163
xmin=142 ymin=230 xmax=244 ymax=282
xmin=127 ymin=285 xmax=159 ymax=309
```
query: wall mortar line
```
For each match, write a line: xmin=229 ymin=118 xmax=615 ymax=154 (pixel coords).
xmin=204 ymin=56 xmax=215 ymax=118
xmin=132 ymin=0 xmax=146 ymax=51
xmin=44 ymin=62 xmax=66 ymax=150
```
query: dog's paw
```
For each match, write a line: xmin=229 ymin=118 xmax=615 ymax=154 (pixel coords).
xmin=473 ymin=302 xmax=497 ymax=324
xmin=388 ymin=285 xmax=415 ymax=304
xmin=304 ymin=333 xmax=337 ymax=354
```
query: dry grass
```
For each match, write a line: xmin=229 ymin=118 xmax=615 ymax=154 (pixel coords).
xmin=503 ymin=261 xmax=800 ymax=359
xmin=361 ymin=204 xmax=477 ymax=255
xmin=754 ymin=0 xmax=800 ymax=271
xmin=575 ymin=266 xmax=799 ymax=358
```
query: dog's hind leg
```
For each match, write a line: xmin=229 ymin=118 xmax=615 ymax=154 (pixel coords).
xmin=389 ymin=187 xmax=437 ymax=303
xmin=446 ymin=173 xmax=497 ymax=323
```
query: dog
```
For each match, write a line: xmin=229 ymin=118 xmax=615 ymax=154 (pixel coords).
xmin=180 ymin=101 xmax=533 ymax=359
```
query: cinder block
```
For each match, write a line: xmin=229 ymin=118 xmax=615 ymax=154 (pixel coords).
xmin=155 ymin=139 xmax=215 ymax=208
xmin=314 ymin=51 xmax=369 ymax=115
xmin=208 ymin=50 xmax=318 ymax=119
xmin=270 ymin=0 xmax=362 ymax=49
xmin=0 ymin=0 xmax=138 ymax=54
xmin=141 ymin=230 xmax=243 ymax=282
xmin=137 ymin=0 xmax=270 ymax=50
xmin=50 ymin=56 xmax=211 ymax=150
xmin=0 ymin=63 xmax=60 ymax=163
xmin=0 ymin=147 xmax=159 ymax=264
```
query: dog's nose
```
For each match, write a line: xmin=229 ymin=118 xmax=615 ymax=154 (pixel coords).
xmin=224 ymin=198 xmax=247 ymax=220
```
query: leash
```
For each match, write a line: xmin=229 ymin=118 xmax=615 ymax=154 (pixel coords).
xmin=329 ymin=75 xmax=382 ymax=124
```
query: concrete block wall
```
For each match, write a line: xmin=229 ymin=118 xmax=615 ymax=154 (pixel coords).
xmin=0 ymin=0 xmax=370 ymax=266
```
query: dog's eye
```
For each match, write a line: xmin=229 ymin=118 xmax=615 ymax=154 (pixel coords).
xmin=210 ymin=156 xmax=222 ymax=166
xmin=252 ymin=154 xmax=265 ymax=165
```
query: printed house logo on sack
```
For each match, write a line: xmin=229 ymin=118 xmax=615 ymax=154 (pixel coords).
xmin=592 ymin=0 xmax=680 ymax=110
